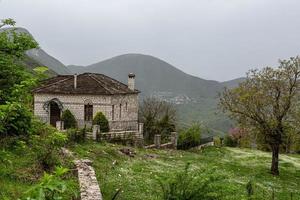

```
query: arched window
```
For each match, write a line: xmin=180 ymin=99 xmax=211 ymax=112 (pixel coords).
xmin=84 ymin=99 xmax=93 ymax=121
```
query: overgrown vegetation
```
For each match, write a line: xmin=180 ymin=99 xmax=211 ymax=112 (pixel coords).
xmin=93 ymin=112 xmax=109 ymax=132
xmin=159 ymin=163 xmax=222 ymax=200
xmin=177 ymin=123 xmax=201 ymax=150
xmin=139 ymin=97 xmax=176 ymax=144
xmin=0 ymin=19 xmax=79 ymax=199
xmin=70 ymin=142 xmax=300 ymax=200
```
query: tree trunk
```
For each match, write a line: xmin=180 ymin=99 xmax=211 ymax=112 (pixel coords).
xmin=271 ymin=143 xmax=280 ymax=175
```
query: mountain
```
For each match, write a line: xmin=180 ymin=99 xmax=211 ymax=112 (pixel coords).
xmin=0 ymin=27 xmax=71 ymax=75
xmin=221 ymin=77 xmax=246 ymax=88
xmin=67 ymin=54 xmax=242 ymax=134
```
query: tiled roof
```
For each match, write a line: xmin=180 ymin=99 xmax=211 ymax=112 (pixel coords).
xmin=33 ymin=73 xmax=139 ymax=95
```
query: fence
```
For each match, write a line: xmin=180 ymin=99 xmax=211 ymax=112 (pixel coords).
xmin=144 ymin=132 xmax=178 ymax=150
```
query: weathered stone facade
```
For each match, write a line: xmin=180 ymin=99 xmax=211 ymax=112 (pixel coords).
xmin=33 ymin=73 xmax=139 ymax=131
xmin=34 ymin=93 xmax=138 ymax=130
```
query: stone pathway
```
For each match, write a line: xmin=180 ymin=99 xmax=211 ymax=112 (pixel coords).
xmin=61 ymin=148 xmax=103 ymax=200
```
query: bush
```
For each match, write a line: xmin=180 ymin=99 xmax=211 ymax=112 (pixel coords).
xmin=61 ymin=109 xmax=77 ymax=129
xmin=23 ymin=166 xmax=71 ymax=200
xmin=224 ymin=134 xmax=237 ymax=147
xmin=159 ymin=164 xmax=222 ymax=200
xmin=93 ymin=112 xmax=109 ymax=132
xmin=66 ymin=128 xmax=86 ymax=143
xmin=0 ymin=102 xmax=32 ymax=137
xmin=31 ymin=126 xmax=68 ymax=170
xmin=177 ymin=124 xmax=201 ymax=150
xmin=213 ymin=136 xmax=222 ymax=147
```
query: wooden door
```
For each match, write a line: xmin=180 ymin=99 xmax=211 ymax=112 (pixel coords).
xmin=50 ymin=102 xmax=61 ymax=127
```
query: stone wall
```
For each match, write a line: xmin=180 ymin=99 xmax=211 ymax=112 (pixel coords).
xmin=34 ymin=93 xmax=138 ymax=130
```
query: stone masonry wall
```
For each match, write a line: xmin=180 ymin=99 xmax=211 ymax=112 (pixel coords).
xmin=34 ymin=93 xmax=138 ymax=130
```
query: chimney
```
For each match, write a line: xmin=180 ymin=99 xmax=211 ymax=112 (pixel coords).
xmin=74 ymin=73 xmax=77 ymax=89
xmin=128 ymin=73 xmax=135 ymax=91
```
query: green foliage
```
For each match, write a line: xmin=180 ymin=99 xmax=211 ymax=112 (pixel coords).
xmin=23 ymin=166 xmax=69 ymax=200
xmin=220 ymin=57 xmax=300 ymax=175
xmin=0 ymin=102 xmax=32 ymax=137
xmin=246 ymin=180 xmax=254 ymax=197
xmin=224 ymin=134 xmax=237 ymax=147
xmin=31 ymin=128 xmax=67 ymax=170
xmin=159 ymin=164 xmax=221 ymax=200
xmin=177 ymin=123 xmax=201 ymax=149
xmin=213 ymin=136 xmax=222 ymax=147
xmin=139 ymin=97 xmax=176 ymax=143
xmin=0 ymin=23 xmax=38 ymax=103
xmin=66 ymin=128 xmax=85 ymax=144
xmin=0 ymin=18 xmax=16 ymax=28
xmin=93 ymin=112 xmax=109 ymax=132
xmin=61 ymin=109 xmax=77 ymax=129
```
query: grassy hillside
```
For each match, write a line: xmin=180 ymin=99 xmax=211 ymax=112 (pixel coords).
xmin=0 ymin=143 xmax=79 ymax=199
xmin=71 ymin=142 xmax=300 ymax=200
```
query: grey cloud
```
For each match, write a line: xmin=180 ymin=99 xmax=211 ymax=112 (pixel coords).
xmin=0 ymin=0 xmax=300 ymax=81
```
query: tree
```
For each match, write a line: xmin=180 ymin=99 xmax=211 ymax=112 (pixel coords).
xmin=220 ymin=57 xmax=300 ymax=175
xmin=61 ymin=109 xmax=77 ymax=129
xmin=139 ymin=97 xmax=176 ymax=143
xmin=0 ymin=18 xmax=38 ymax=103
xmin=93 ymin=112 xmax=109 ymax=132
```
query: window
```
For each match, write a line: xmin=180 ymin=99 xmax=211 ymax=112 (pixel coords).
xmin=125 ymin=102 xmax=128 ymax=111
xmin=84 ymin=104 xmax=93 ymax=121
xmin=112 ymin=105 xmax=115 ymax=120
xmin=119 ymin=104 xmax=122 ymax=119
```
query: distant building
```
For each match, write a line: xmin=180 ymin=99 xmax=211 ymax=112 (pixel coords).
xmin=33 ymin=73 xmax=139 ymax=131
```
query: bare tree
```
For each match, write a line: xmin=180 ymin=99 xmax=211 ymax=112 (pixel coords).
xmin=139 ymin=97 xmax=176 ymax=143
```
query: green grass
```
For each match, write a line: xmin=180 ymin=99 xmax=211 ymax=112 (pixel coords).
xmin=71 ymin=142 xmax=300 ymax=200
xmin=0 ymin=144 xmax=79 ymax=200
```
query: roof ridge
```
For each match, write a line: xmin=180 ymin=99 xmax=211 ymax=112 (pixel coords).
xmin=33 ymin=76 xmax=73 ymax=92
xmin=88 ymin=74 xmax=113 ymax=95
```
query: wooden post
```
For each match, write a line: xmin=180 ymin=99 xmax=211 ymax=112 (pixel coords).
xmin=154 ymin=134 xmax=161 ymax=149
xmin=171 ymin=132 xmax=178 ymax=149
xmin=93 ymin=125 xmax=100 ymax=141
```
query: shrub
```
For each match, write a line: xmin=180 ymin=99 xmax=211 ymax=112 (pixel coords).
xmin=93 ymin=112 xmax=109 ymax=132
xmin=0 ymin=102 xmax=32 ymax=137
xmin=31 ymin=127 xmax=68 ymax=170
xmin=224 ymin=134 xmax=237 ymax=147
xmin=66 ymin=127 xmax=86 ymax=144
xmin=177 ymin=124 xmax=201 ymax=150
xmin=61 ymin=109 xmax=77 ymax=129
xmin=213 ymin=136 xmax=222 ymax=147
xmin=159 ymin=164 xmax=222 ymax=200
xmin=24 ymin=166 xmax=71 ymax=200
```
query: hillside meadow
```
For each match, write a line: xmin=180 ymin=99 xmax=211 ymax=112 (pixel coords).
xmin=70 ymin=142 xmax=300 ymax=200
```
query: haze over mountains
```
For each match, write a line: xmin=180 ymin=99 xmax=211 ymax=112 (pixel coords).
xmin=9 ymin=27 xmax=245 ymax=134
xmin=67 ymin=54 xmax=245 ymax=133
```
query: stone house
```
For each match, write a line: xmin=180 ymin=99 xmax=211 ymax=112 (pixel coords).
xmin=33 ymin=73 xmax=139 ymax=131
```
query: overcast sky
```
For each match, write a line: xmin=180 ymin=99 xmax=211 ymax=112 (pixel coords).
xmin=1 ymin=0 xmax=300 ymax=81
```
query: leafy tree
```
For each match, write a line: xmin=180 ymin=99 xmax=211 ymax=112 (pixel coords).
xmin=93 ymin=112 xmax=109 ymax=132
xmin=0 ymin=18 xmax=38 ymax=103
xmin=220 ymin=57 xmax=300 ymax=175
xmin=139 ymin=97 xmax=176 ymax=143
xmin=61 ymin=109 xmax=77 ymax=129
